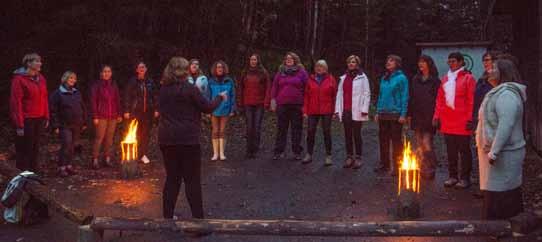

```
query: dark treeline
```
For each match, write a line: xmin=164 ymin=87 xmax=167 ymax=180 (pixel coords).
xmin=0 ymin=0 xmax=493 ymax=116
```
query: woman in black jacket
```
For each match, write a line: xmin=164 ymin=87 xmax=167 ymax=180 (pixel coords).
xmin=408 ymin=55 xmax=440 ymax=179
xmin=49 ymin=71 xmax=86 ymax=177
xmin=158 ymin=56 xmax=226 ymax=219
xmin=123 ymin=61 xmax=159 ymax=164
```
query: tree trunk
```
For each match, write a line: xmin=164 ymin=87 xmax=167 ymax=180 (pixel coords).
xmin=91 ymin=217 xmax=515 ymax=237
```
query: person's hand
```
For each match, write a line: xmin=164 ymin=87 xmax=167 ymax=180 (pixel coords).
xmin=16 ymin=128 xmax=24 ymax=136
xmin=398 ymin=117 xmax=407 ymax=124
xmin=374 ymin=114 xmax=379 ymax=123
xmin=54 ymin=128 xmax=59 ymax=135
xmin=117 ymin=117 xmax=122 ymax=123
xmin=219 ymin=91 xmax=228 ymax=101
xmin=466 ymin=121 xmax=474 ymax=131
xmin=44 ymin=120 xmax=49 ymax=129
xmin=154 ymin=111 xmax=160 ymax=118
xmin=230 ymin=112 xmax=235 ymax=117
xmin=303 ymin=114 xmax=308 ymax=119
xmin=93 ymin=119 xmax=99 ymax=125
xmin=270 ymin=99 xmax=277 ymax=112
xmin=123 ymin=113 xmax=130 ymax=119
xmin=82 ymin=125 xmax=87 ymax=131
xmin=432 ymin=119 xmax=440 ymax=129
xmin=489 ymin=158 xmax=496 ymax=166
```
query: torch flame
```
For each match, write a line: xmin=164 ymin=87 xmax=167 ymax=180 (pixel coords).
xmin=121 ymin=120 xmax=138 ymax=162
xmin=398 ymin=140 xmax=420 ymax=195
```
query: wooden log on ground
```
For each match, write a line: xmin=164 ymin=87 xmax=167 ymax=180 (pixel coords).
xmin=509 ymin=212 xmax=542 ymax=235
xmin=91 ymin=217 xmax=514 ymax=237
xmin=78 ymin=225 xmax=103 ymax=242
xmin=0 ymin=162 xmax=94 ymax=225
xmin=120 ymin=160 xmax=141 ymax=179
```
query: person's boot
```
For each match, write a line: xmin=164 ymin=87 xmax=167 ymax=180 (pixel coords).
xmin=91 ymin=158 xmax=100 ymax=170
xmin=219 ymin=138 xmax=227 ymax=161
xmin=324 ymin=155 xmax=333 ymax=167
xmin=352 ymin=156 xmax=362 ymax=170
xmin=103 ymin=156 xmax=114 ymax=167
xmin=301 ymin=153 xmax=312 ymax=164
xmin=211 ymin=138 xmax=219 ymax=161
xmin=343 ymin=156 xmax=354 ymax=168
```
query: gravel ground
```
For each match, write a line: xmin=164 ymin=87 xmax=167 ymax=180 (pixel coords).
xmin=1 ymin=115 xmax=541 ymax=242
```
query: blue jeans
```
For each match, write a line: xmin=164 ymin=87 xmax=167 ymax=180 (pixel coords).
xmin=245 ymin=105 xmax=264 ymax=154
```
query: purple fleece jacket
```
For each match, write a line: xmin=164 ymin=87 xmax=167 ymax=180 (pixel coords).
xmin=271 ymin=69 xmax=308 ymax=105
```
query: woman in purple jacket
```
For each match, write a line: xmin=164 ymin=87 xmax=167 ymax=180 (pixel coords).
xmin=271 ymin=52 xmax=308 ymax=160
xmin=90 ymin=65 xmax=122 ymax=169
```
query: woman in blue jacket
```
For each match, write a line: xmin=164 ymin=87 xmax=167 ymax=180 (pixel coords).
xmin=375 ymin=55 xmax=409 ymax=176
xmin=208 ymin=60 xmax=236 ymax=161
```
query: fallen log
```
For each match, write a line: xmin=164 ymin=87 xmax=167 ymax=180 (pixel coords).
xmin=0 ymin=162 xmax=93 ymax=225
xmin=91 ymin=217 xmax=513 ymax=237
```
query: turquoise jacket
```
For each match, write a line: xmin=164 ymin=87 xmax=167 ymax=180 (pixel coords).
xmin=376 ymin=70 xmax=409 ymax=117
xmin=208 ymin=76 xmax=236 ymax=116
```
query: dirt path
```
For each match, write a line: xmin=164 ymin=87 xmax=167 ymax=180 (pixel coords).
xmin=1 ymin=115 xmax=541 ymax=242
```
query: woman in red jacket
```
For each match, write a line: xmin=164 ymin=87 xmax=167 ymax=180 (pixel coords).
xmin=238 ymin=54 xmax=271 ymax=159
xmin=433 ymin=52 xmax=476 ymax=189
xmin=90 ymin=65 xmax=122 ymax=169
xmin=302 ymin=60 xmax=337 ymax=166
xmin=10 ymin=53 xmax=49 ymax=172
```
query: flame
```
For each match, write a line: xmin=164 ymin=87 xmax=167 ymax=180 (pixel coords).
xmin=121 ymin=120 xmax=138 ymax=161
xmin=398 ymin=140 xmax=420 ymax=195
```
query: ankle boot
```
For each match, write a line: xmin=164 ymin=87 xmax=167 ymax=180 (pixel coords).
xmin=219 ymin=138 xmax=227 ymax=161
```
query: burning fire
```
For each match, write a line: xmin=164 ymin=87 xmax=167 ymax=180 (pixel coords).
xmin=398 ymin=140 xmax=420 ymax=195
xmin=121 ymin=120 xmax=138 ymax=162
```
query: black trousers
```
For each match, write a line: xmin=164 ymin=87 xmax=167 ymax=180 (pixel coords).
xmin=160 ymin=144 xmax=203 ymax=219
xmin=136 ymin=113 xmax=153 ymax=158
xmin=16 ymin=118 xmax=46 ymax=172
xmin=245 ymin=105 xmax=264 ymax=154
xmin=306 ymin=114 xmax=332 ymax=155
xmin=342 ymin=112 xmax=362 ymax=157
xmin=444 ymin=134 xmax=472 ymax=180
xmin=274 ymin=104 xmax=303 ymax=154
xmin=482 ymin=186 xmax=524 ymax=220
xmin=58 ymin=125 xmax=81 ymax=166
xmin=378 ymin=119 xmax=403 ymax=170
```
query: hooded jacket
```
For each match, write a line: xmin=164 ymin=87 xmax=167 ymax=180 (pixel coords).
xmin=433 ymin=70 xmax=476 ymax=135
xmin=49 ymin=84 xmax=86 ymax=128
xmin=271 ymin=68 xmax=308 ymax=105
xmin=208 ymin=76 xmax=236 ymax=116
xmin=9 ymin=68 xmax=49 ymax=128
xmin=123 ymin=76 xmax=158 ymax=117
xmin=476 ymin=82 xmax=526 ymax=191
xmin=90 ymin=79 xmax=121 ymax=120
xmin=303 ymin=73 xmax=337 ymax=115
xmin=335 ymin=72 xmax=371 ymax=121
xmin=376 ymin=70 xmax=409 ymax=117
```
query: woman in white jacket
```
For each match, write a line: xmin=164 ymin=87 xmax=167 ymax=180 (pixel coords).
xmin=476 ymin=58 xmax=526 ymax=220
xmin=335 ymin=55 xmax=371 ymax=169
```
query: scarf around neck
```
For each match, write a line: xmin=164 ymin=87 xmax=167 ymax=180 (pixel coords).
xmin=284 ymin=65 xmax=299 ymax=75
xmin=444 ymin=67 xmax=464 ymax=109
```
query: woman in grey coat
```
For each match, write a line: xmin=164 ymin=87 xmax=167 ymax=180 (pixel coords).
xmin=476 ymin=58 xmax=526 ymax=220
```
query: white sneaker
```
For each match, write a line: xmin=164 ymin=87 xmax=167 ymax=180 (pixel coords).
xmin=141 ymin=155 xmax=151 ymax=164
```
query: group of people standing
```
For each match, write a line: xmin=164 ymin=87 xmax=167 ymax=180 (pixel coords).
xmin=9 ymin=49 xmax=527 ymax=221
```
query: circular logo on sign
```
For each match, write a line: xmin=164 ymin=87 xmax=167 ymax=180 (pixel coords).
xmin=463 ymin=54 xmax=474 ymax=72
